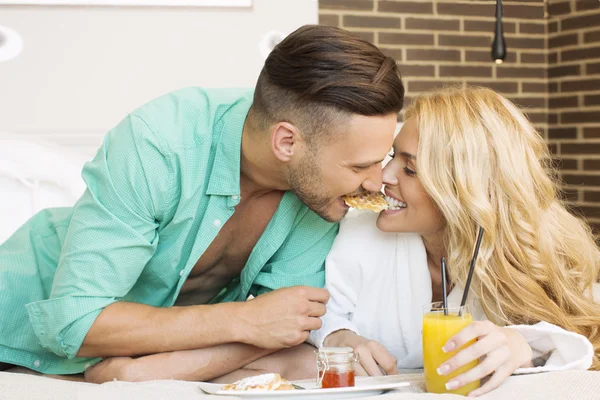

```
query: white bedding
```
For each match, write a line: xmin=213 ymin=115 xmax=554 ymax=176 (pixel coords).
xmin=0 ymin=133 xmax=87 ymax=244
xmin=2 ymin=370 xmax=600 ymax=400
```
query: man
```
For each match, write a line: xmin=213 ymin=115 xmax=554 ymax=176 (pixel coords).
xmin=0 ymin=25 xmax=404 ymax=381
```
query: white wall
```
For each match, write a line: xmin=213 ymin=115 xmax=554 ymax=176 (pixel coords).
xmin=0 ymin=0 xmax=318 ymax=158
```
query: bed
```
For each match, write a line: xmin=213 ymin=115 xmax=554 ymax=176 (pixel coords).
xmin=1 ymin=369 xmax=600 ymax=400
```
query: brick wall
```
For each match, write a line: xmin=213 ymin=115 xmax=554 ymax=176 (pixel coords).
xmin=319 ymin=0 xmax=600 ymax=230
xmin=547 ymin=0 xmax=600 ymax=231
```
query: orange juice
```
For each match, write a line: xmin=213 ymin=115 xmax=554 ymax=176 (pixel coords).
xmin=422 ymin=307 xmax=480 ymax=395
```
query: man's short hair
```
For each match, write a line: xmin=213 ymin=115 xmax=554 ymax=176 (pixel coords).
xmin=251 ymin=25 xmax=405 ymax=146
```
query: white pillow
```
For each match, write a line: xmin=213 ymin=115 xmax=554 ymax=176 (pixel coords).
xmin=0 ymin=133 xmax=88 ymax=244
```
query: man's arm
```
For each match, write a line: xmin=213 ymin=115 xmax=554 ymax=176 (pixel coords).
xmin=79 ymin=285 xmax=329 ymax=358
xmin=25 ymin=115 xmax=177 ymax=360
xmin=83 ymin=285 xmax=330 ymax=382
xmin=78 ymin=302 xmax=243 ymax=357
xmin=84 ymin=343 xmax=276 ymax=383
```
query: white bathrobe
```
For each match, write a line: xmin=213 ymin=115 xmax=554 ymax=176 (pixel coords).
xmin=308 ymin=210 xmax=596 ymax=374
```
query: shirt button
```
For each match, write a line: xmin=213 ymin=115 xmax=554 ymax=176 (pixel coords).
xmin=213 ymin=219 xmax=222 ymax=227
xmin=179 ymin=270 xmax=185 ymax=277
xmin=232 ymin=195 xmax=239 ymax=200
xmin=84 ymin=363 xmax=91 ymax=369
xmin=33 ymin=360 xmax=41 ymax=368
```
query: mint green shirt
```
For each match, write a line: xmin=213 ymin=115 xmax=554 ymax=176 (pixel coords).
xmin=0 ymin=88 xmax=338 ymax=375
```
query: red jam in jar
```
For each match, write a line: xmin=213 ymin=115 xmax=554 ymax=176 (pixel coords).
xmin=322 ymin=369 xmax=356 ymax=389
xmin=316 ymin=347 xmax=359 ymax=389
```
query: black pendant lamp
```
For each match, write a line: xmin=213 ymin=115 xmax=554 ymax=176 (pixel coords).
xmin=491 ymin=0 xmax=507 ymax=64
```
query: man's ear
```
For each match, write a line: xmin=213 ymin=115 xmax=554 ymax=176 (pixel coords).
xmin=271 ymin=122 xmax=302 ymax=162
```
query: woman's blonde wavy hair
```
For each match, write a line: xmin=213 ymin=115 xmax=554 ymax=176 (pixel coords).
xmin=406 ymin=86 xmax=600 ymax=370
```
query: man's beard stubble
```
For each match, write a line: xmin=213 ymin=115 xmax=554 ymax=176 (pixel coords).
xmin=287 ymin=153 xmax=344 ymax=223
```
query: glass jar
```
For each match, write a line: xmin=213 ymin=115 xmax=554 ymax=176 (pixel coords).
xmin=315 ymin=347 xmax=359 ymax=389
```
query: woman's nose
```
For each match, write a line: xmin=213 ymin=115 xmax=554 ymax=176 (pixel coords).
xmin=382 ymin=162 xmax=399 ymax=186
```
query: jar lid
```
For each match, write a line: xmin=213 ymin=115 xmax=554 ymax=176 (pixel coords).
xmin=318 ymin=347 xmax=354 ymax=354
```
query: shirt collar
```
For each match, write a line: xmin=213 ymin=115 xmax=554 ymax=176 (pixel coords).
xmin=206 ymin=94 xmax=252 ymax=196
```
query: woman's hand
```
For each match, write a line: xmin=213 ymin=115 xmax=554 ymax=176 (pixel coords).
xmin=437 ymin=320 xmax=533 ymax=397
xmin=324 ymin=330 xmax=398 ymax=376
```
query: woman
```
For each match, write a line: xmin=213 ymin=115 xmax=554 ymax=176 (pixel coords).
xmin=309 ymin=86 xmax=600 ymax=396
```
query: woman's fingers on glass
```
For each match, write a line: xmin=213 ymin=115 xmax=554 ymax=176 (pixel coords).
xmin=439 ymin=331 xmax=506 ymax=375
xmin=445 ymin=320 xmax=496 ymax=352
xmin=467 ymin=363 xmax=514 ymax=397
xmin=443 ymin=350 xmax=503 ymax=391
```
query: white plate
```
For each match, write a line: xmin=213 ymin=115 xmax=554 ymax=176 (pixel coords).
xmin=197 ymin=376 xmax=412 ymax=399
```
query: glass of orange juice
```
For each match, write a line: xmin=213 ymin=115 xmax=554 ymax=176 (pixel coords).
xmin=422 ymin=302 xmax=480 ymax=395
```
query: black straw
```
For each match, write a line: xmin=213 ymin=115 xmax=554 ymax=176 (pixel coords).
xmin=441 ymin=257 xmax=448 ymax=316
xmin=459 ymin=227 xmax=485 ymax=315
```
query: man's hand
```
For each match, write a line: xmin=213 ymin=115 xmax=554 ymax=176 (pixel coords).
xmin=324 ymin=330 xmax=398 ymax=376
xmin=239 ymin=286 xmax=330 ymax=349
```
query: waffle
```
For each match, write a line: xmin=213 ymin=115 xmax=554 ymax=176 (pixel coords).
xmin=220 ymin=373 xmax=295 ymax=391
xmin=343 ymin=191 xmax=389 ymax=212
